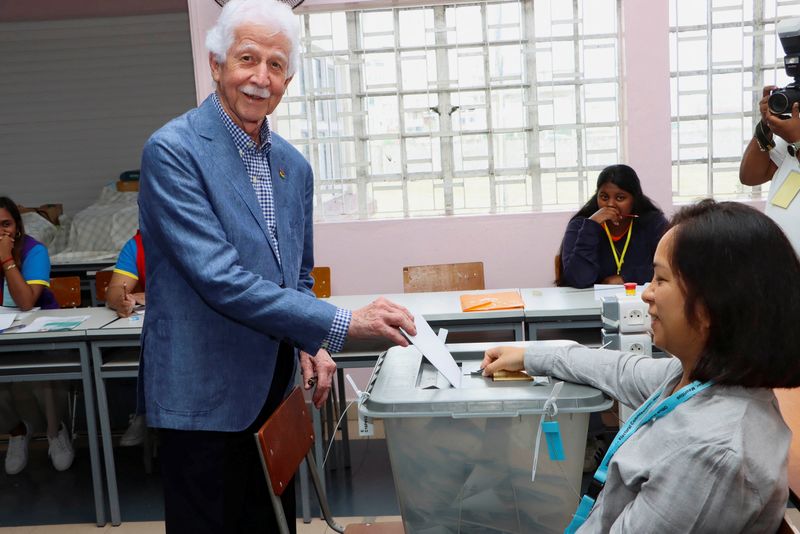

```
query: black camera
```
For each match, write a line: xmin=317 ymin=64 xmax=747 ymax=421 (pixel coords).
xmin=768 ymin=17 xmax=800 ymax=117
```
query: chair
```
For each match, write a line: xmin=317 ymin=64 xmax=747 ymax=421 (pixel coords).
xmin=50 ymin=276 xmax=81 ymax=308
xmin=778 ymin=514 xmax=797 ymax=534
xmin=94 ymin=270 xmax=114 ymax=304
xmin=311 ymin=266 xmax=331 ymax=298
xmin=554 ymin=254 xmax=563 ymax=286
xmin=402 ymin=262 xmax=484 ymax=293
xmin=255 ymin=387 xmax=404 ymax=534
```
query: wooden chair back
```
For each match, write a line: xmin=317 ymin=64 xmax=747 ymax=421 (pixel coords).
xmin=311 ymin=266 xmax=331 ymax=298
xmin=94 ymin=271 xmax=114 ymax=303
xmin=777 ymin=515 xmax=796 ymax=534
xmin=50 ymin=276 xmax=81 ymax=308
xmin=402 ymin=262 xmax=485 ymax=293
xmin=554 ymin=254 xmax=563 ymax=286
xmin=255 ymin=388 xmax=404 ymax=534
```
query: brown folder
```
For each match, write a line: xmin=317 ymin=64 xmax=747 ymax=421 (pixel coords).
xmin=460 ymin=291 xmax=524 ymax=312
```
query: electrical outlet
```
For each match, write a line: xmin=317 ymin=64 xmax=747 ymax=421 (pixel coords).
xmin=628 ymin=342 xmax=645 ymax=353
xmin=627 ymin=309 xmax=644 ymax=325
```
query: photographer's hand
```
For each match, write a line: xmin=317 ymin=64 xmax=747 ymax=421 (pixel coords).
xmin=759 ymin=86 xmax=779 ymax=123
xmin=765 ymin=99 xmax=800 ymax=146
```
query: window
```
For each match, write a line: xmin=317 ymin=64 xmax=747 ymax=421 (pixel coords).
xmin=669 ymin=0 xmax=797 ymax=202
xmin=276 ymin=0 xmax=622 ymax=221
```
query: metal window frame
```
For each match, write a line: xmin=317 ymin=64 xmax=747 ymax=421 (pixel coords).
xmin=280 ymin=0 xmax=622 ymax=221
xmin=669 ymin=0 xmax=796 ymax=201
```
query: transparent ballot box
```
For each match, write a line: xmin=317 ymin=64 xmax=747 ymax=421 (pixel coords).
xmin=361 ymin=342 xmax=612 ymax=534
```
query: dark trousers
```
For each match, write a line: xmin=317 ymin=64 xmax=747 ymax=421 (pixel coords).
xmin=159 ymin=345 xmax=297 ymax=534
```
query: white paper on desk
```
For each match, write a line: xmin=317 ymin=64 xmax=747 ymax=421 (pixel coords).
xmin=19 ymin=315 xmax=90 ymax=333
xmin=401 ymin=313 xmax=462 ymax=388
xmin=0 ymin=313 xmax=15 ymax=331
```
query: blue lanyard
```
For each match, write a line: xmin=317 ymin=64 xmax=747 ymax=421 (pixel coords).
xmin=564 ymin=379 xmax=713 ymax=534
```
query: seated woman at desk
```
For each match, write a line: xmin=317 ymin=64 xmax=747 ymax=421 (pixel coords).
xmin=0 ymin=196 xmax=74 ymax=474
xmin=484 ymin=199 xmax=800 ymax=532
xmin=104 ymin=231 xmax=147 ymax=446
xmin=559 ymin=164 xmax=667 ymax=288
xmin=106 ymin=230 xmax=145 ymax=318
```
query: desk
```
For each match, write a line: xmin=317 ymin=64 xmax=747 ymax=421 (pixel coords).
xmin=522 ymin=287 xmax=603 ymax=340
xmin=326 ymin=289 xmax=526 ymax=341
xmin=775 ymin=389 xmax=800 ymax=506
xmin=0 ymin=307 xmax=118 ymax=526
xmin=82 ymin=287 xmax=611 ymax=526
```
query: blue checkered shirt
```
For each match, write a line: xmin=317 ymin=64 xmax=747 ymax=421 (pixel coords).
xmin=212 ymin=93 xmax=350 ymax=352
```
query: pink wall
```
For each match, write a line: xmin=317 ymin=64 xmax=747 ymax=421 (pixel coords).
xmin=186 ymin=0 xmax=675 ymax=294
xmin=620 ymin=0 xmax=673 ymax=215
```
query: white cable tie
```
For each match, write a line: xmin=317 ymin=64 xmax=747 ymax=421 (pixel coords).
xmin=345 ymin=373 xmax=370 ymax=404
xmin=543 ymin=381 xmax=565 ymax=419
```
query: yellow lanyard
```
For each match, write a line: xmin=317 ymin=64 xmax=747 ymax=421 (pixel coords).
xmin=603 ymin=220 xmax=633 ymax=275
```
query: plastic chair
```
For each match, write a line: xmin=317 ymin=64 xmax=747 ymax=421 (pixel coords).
xmin=94 ymin=270 xmax=114 ymax=303
xmin=402 ymin=262 xmax=484 ymax=293
xmin=50 ymin=276 xmax=81 ymax=307
xmin=255 ymin=387 xmax=405 ymax=534
xmin=311 ymin=266 xmax=331 ymax=298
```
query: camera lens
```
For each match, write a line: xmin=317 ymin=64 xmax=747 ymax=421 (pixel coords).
xmin=769 ymin=92 xmax=790 ymax=115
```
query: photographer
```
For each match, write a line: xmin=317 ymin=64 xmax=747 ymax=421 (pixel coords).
xmin=739 ymin=89 xmax=800 ymax=255
xmin=740 ymin=16 xmax=800 ymax=256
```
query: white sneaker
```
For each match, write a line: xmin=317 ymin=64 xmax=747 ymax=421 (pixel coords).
xmin=4 ymin=420 xmax=32 ymax=475
xmin=120 ymin=414 xmax=146 ymax=447
xmin=48 ymin=423 xmax=74 ymax=472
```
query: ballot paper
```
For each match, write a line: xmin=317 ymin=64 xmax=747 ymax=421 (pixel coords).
xmin=401 ymin=313 xmax=462 ymax=388
xmin=0 ymin=313 xmax=15 ymax=332
xmin=19 ymin=315 xmax=90 ymax=333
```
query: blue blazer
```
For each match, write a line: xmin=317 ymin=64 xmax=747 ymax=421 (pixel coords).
xmin=138 ymin=95 xmax=337 ymax=431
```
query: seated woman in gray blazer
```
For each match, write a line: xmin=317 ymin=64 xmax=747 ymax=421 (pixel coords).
xmin=484 ymin=199 xmax=800 ymax=533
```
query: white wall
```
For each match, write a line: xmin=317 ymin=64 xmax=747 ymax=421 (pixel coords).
xmin=0 ymin=13 xmax=196 ymax=214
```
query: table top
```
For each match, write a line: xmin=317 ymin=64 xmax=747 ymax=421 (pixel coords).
xmin=521 ymin=285 xmax=647 ymax=319
xmin=0 ymin=307 xmax=119 ymax=343
xmin=324 ymin=288 xmax=525 ymax=323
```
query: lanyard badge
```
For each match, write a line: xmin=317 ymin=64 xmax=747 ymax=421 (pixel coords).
xmin=603 ymin=220 xmax=634 ymax=275
xmin=564 ymin=379 xmax=713 ymax=534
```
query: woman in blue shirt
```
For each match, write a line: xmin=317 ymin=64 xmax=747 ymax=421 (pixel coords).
xmin=0 ymin=197 xmax=74 ymax=474
xmin=559 ymin=165 xmax=667 ymax=288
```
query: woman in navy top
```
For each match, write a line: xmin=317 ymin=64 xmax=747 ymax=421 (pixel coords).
xmin=559 ymin=165 xmax=667 ymax=288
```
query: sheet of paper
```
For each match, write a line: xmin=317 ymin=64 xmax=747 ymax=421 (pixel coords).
xmin=771 ymin=170 xmax=800 ymax=209
xmin=0 ymin=313 xmax=16 ymax=331
xmin=401 ymin=313 xmax=462 ymax=388
xmin=19 ymin=315 xmax=89 ymax=333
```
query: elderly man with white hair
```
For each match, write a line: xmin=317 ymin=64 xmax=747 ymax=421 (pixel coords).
xmin=137 ymin=0 xmax=416 ymax=532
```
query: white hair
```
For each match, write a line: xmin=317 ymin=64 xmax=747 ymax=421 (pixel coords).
xmin=205 ymin=0 xmax=301 ymax=78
